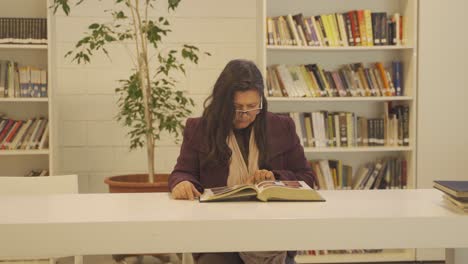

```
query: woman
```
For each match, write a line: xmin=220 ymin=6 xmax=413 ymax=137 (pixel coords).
xmin=169 ymin=59 xmax=316 ymax=264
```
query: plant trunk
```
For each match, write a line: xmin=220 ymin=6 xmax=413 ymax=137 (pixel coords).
xmin=146 ymin=132 xmax=155 ymax=183
xmin=131 ymin=0 xmax=157 ymax=183
xmin=138 ymin=52 xmax=155 ymax=183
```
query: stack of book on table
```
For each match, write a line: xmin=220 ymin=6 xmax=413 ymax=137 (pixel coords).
xmin=434 ymin=180 xmax=468 ymax=213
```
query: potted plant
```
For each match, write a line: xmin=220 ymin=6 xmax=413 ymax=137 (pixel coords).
xmin=52 ymin=0 xmax=208 ymax=192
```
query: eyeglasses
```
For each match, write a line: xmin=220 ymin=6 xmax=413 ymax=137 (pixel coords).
xmin=234 ymin=100 xmax=263 ymax=117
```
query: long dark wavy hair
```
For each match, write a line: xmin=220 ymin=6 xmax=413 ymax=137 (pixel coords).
xmin=201 ymin=59 xmax=268 ymax=168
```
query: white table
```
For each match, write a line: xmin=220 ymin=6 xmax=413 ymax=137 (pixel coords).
xmin=1 ymin=189 xmax=467 ymax=263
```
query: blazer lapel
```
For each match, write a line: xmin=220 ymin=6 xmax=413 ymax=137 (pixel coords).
xmin=266 ymin=112 xmax=292 ymax=160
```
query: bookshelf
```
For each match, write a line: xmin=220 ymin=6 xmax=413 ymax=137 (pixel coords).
xmin=0 ymin=44 xmax=48 ymax=50
xmin=268 ymin=96 xmax=413 ymax=102
xmin=257 ymin=0 xmax=418 ymax=262
xmin=0 ymin=0 xmax=53 ymax=177
xmin=0 ymin=150 xmax=50 ymax=156
xmin=0 ymin=98 xmax=49 ymax=102
xmin=296 ymin=249 xmax=414 ymax=264
xmin=267 ymin=45 xmax=413 ymax=51
xmin=303 ymin=146 xmax=412 ymax=153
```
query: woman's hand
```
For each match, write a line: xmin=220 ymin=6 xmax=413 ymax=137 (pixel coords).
xmin=171 ymin=181 xmax=201 ymax=200
xmin=247 ymin=169 xmax=275 ymax=184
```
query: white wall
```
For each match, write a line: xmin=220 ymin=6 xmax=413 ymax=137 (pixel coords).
xmin=52 ymin=0 xmax=257 ymax=193
xmin=417 ymin=0 xmax=468 ymax=187
xmin=417 ymin=0 xmax=468 ymax=261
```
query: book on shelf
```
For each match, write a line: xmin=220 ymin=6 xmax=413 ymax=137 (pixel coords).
xmin=298 ymin=248 xmax=384 ymax=257
xmin=25 ymin=169 xmax=49 ymax=177
xmin=0 ymin=18 xmax=47 ymax=44
xmin=0 ymin=117 xmax=49 ymax=150
xmin=199 ymin=180 xmax=325 ymax=202
xmin=266 ymin=10 xmax=406 ymax=47
xmin=284 ymin=107 xmax=409 ymax=149
xmin=310 ymin=159 xmax=351 ymax=190
xmin=266 ymin=61 xmax=403 ymax=98
xmin=309 ymin=157 xmax=407 ymax=190
xmin=0 ymin=60 xmax=48 ymax=98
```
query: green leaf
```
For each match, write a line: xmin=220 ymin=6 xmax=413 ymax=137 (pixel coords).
xmin=89 ymin=23 xmax=100 ymax=29
xmin=83 ymin=54 xmax=90 ymax=63
xmin=168 ymin=0 xmax=181 ymax=11
xmin=181 ymin=49 xmax=190 ymax=59
xmin=183 ymin=44 xmax=199 ymax=51
xmin=51 ymin=0 xmax=71 ymax=15
xmin=105 ymin=35 xmax=116 ymax=42
xmin=115 ymin=11 xmax=126 ymax=19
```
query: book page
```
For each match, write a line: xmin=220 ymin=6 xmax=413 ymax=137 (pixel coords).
xmin=255 ymin=180 xmax=310 ymax=193
xmin=256 ymin=180 xmax=323 ymax=202
xmin=209 ymin=184 xmax=250 ymax=196
xmin=199 ymin=184 xmax=256 ymax=202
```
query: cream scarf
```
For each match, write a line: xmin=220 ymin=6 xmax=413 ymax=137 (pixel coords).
xmin=227 ymin=129 xmax=259 ymax=187
xmin=226 ymin=129 xmax=288 ymax=264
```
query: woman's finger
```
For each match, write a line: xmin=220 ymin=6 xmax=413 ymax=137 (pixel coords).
xmin=255 ymin=171 xmax=263 ymax=183
xmin=262 ymin=170 xmax=269 ymax=181
xmin=185 ymin=184 xmax=194 ymax=200
xmin=192 ymin=184 xmax=201 ymax=198
xmin=172 ymin=182 xmax=188 ymax=199
xmin=266 ymin=171 xmax=274 ymax=180
xmin=172 ymin=187 xmax=182 ymax=199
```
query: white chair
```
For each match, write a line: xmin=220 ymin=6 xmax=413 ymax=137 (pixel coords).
xmin=0 ymin=175 xmax=83 ymax=264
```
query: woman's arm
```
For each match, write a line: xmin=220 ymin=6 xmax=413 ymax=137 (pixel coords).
xmin=168 ymin=118 xmax=204 ymax=193
xmin=271 ymin=117 xmax=317 ymax=188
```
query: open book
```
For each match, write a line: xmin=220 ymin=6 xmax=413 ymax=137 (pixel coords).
xmin=199 ymin=180 xmax=325 ymax=202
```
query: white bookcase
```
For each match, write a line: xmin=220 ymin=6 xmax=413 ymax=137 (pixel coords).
xmin=0 ymin=0 xmax=53 ymax=176
xmin=257 ymin=0 xmax=418 ymax=263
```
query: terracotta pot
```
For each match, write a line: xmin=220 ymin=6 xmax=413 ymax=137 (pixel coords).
xmin=104 ymin=173 xmax=170 ymax=193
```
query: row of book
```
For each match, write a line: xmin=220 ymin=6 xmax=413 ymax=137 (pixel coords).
xmin=266 ymin=61 xmax=404 ymax=98
xmin=0 ymin=18 xmax=47 ymax=44
xmin=310 ymin=157 xmax=407 ymax=190
xmin=0 ymin=61 xmax=48 ymax=98
xmin=286 ymin=105 xmax=410 ymax=148
xmin=0 ymin=117 xmax=49 ymax=150
xmin=267 ymin=11 xmax=406 ymax=47
xmin=25 ymin=169 xmax=49 ymax=177
xmin=298 ymin=249 xmax=383 ymax=257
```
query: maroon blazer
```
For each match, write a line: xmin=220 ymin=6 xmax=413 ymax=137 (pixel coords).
xmin=169 ymin=112 xmax=316 ymax=191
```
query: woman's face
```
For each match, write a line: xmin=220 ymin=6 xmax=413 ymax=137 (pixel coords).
xmin=232 ymin=90 xmax=262 ymax=129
